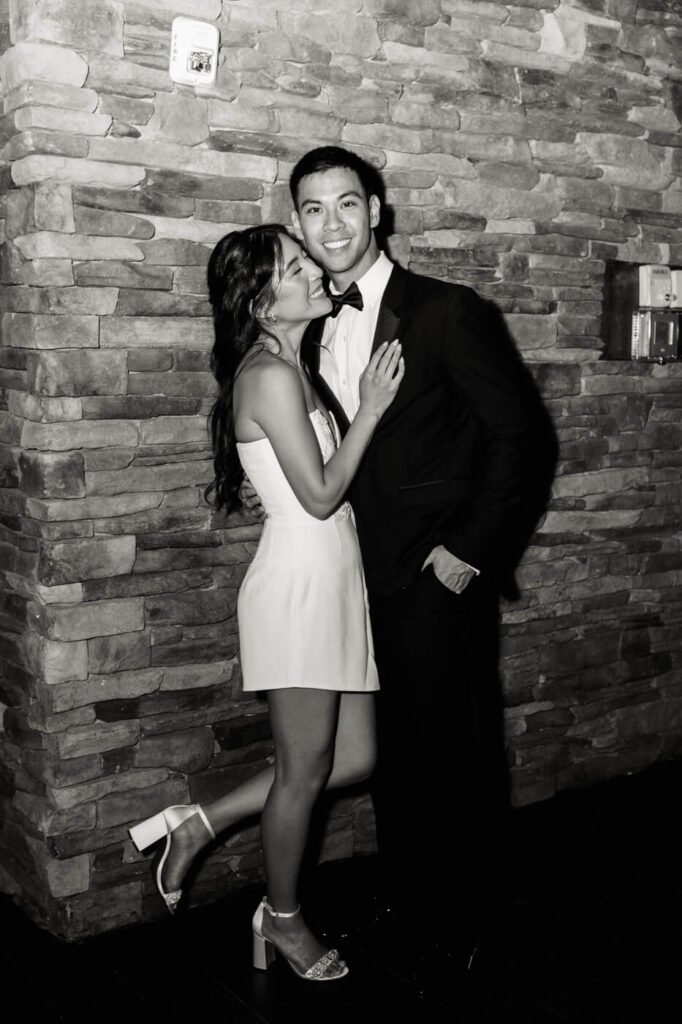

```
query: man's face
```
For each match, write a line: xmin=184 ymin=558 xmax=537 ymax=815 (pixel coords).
xmin=291 ymin=167 xmax=381 ymax=288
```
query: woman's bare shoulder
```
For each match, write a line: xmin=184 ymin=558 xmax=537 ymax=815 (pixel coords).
xmin=238 ymin=348 xmax=296 ymax=383
xmin=235 ymin=348 xmax=301 ymax=404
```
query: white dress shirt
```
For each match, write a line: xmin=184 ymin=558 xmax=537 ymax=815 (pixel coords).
xmin=319 ymin=251 xmax=394 ymax=421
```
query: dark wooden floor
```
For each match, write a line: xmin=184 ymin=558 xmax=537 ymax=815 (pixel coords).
xmin=4 ymin=760 xmax=681 ymax=1023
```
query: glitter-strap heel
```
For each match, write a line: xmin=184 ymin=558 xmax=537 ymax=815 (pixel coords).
xmin=251 ymin=897 xmax=349 ymax=981
xmin=128 ymin=804 xmax=215 ymax=914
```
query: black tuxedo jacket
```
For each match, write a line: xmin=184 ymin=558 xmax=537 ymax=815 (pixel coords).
xmin=303 ymin=263 xmax=555 ymax=598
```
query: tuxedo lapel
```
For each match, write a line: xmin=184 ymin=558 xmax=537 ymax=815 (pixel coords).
xmin=302 ymin=317 xmax=351 ymax=436
xmin=302 ymin=317 xmax=324 ymax=375
xmin=371 ymin=264 xmax=408 ymax=354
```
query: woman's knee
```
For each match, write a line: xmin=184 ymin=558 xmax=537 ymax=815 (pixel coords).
xmin=276 ymin=749 xmax=333 ymax=796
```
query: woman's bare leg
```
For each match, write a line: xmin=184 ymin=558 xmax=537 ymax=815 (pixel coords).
xmin=255 ymin=688 xmax=338 ymax=974
xmin=160 ymin=692 xmax=375 ymax=892
xmin=261 ymin=687 xmax=338 ymax=909
xmin=259 ymin=688 xmax=375 ymax=976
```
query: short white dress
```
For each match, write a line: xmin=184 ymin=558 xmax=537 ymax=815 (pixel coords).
xmin=236 ymin=410 xmax=379 ymax=693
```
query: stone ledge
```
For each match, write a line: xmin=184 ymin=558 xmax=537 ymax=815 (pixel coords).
xmin=0 ymin=42 xmax=88 ymax=90
xmin=12 ymin=156 xmax=146 ymax=188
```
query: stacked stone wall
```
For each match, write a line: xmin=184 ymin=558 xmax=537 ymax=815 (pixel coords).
xmin=510 ymin=360 xmax=682 ymax=802
xmin=0 ymin=0 xmax=681 ymax=938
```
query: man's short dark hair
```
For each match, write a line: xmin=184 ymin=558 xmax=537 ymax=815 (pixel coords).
xmin=289 ymin=146 xmax=379 ymax=209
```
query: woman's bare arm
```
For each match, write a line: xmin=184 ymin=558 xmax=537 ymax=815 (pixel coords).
xmin=235 ymin=343 xmax=403 ymax=519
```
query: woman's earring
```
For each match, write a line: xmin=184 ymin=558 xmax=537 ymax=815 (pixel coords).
xmin=266 ymin=313 xmax=278 ymax=324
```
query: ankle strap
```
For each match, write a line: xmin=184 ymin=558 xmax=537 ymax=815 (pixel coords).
xmin=263 ymin=898 xmax=300 ymax=919
xmin=195 ymin=805 xmax=216 ymax=841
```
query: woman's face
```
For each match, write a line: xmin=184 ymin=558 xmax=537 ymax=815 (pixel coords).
xmin=266 ymin=234 xmax=332 ymax=326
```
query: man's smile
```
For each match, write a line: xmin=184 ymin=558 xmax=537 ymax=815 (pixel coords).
xmin=323 ymin=239 xmax=352 ymax=251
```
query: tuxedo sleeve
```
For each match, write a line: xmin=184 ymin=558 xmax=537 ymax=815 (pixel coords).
xmin=439 ymin=287 xmax=535 ymax=572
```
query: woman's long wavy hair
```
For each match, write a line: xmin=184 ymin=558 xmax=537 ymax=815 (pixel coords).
xmin=205 ymin=225 xmax=287 ymax=512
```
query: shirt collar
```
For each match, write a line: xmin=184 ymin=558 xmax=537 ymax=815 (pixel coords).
xmin=329 ymin=251 xmax=393 ymax=305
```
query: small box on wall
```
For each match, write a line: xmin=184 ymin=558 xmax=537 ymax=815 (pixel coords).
xmin=638 ymin=265 xmax=675 ymax=308
xmin=631 ymin=310 xmax=679 ymax=361
xmin=169 ymin=17 xmax=220 ymax=87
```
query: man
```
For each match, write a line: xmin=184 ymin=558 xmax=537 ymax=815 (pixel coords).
xmin=260 ymin=147 xmax=554 ymax=953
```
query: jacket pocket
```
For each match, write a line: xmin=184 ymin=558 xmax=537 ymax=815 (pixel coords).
xmin=398 ymin=478 xmax=465 ymax=508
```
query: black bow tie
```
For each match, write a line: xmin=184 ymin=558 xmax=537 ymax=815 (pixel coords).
xmin=329 ymin=282 xmax=364 ymax=318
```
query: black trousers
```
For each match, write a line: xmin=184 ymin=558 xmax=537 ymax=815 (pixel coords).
xmin=368 ymin=567 xmax=509 ymax=925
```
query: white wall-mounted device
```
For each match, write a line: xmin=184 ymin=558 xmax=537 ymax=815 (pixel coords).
xmin=169 ymin=17 xmax=220 ymax=88
xmin=638 ymin=264 xmax=672 ymax=308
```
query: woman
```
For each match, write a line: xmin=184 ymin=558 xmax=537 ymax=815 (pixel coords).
xmin=129 ymin=225 xmax=403 ymax=982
